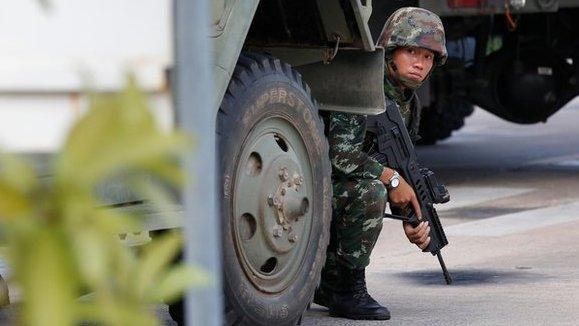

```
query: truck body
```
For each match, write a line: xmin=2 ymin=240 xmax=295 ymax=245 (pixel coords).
xmin=416 ymin=0 xmax=579 ymax=143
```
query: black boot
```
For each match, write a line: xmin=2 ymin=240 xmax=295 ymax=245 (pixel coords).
xmin=328 ymin=267 xmax=391 ymax=320
xmin=313 ymin=282 xmax=334 ymax=308
xmin=313 ymin=266 xmax=342 ymax=308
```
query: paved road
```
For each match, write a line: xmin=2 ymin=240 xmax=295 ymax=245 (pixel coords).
xmin=3 ymin=102 xmax=579 ymax=325
xmin=303 ymin=102 xmax=579 ymax=325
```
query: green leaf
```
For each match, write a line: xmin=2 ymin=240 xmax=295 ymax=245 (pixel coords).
xmin=57 ymin=131 xmax=187 ymax=191
xmin=77 ymin=299 xmax=158 ymax=326
xmin=72 ymin=229 xmax=108 ymax=287
xmin=0 ymin=154 xmax=37 ymax=218
xmin=19 ymin=228 xmax=78 ymax=326
xmin=0 ymin=153 xmax=36 ymax=193
xmin=134 ymin=232 xmax=183 ymax=299
xmin=0 ymin=181 xmax=31 ymax=218
xmin=54 ymin=75 xmax=188 ymax=191
xmin=149 ymin=265 xmax=210 ymax=303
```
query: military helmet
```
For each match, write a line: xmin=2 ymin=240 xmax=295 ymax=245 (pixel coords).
xmin=379 ymin=7 xmax=447 ymax=66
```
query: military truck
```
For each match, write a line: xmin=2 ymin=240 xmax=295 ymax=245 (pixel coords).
xmin=185 ymin=1 xmax=401 ymax=324
xmin=168 ymin=1 xmax=579 ymax=323
xmin=174 ymin=0 xmax=579 ymax=323
xmin=412 ymin=0 xmax=579 ymax=143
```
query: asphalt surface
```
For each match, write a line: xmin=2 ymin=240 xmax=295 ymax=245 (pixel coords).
xmin=303 ymin=101 xmax=579 ymax=325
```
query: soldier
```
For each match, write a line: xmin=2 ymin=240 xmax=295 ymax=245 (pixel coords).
xmin=314 ymin=7 xmax=447 ymax=320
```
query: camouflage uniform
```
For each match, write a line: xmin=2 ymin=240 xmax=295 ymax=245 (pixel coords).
xmin=319 ymin=7 xmax=447 ymax=293
xmin=322 ymin=77 xmax=418 ymax=277
xmin=324 ymin=112 xmax=387 ymax=273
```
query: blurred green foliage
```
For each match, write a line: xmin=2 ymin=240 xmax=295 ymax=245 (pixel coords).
xmin=0 ymin=77 xmax=206 ymax=325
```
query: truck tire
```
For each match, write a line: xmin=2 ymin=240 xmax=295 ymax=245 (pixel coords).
xmin=219 ymin=52 xmax=331 ymax=325
xmin=417 ymin=98 xmax=474 ymax=145
xmin=169 ymin=53 xmax=332 ymax=325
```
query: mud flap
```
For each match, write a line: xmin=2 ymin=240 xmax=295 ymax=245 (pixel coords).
xmin=295 ymin=48 xmax=386 ymax=115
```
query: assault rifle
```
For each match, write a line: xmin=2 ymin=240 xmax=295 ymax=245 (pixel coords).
xmin=366 ymin=100 xmax=453 ymax=285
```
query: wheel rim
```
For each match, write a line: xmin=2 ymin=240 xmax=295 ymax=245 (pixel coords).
xmin=232 ymin=116 xmax=314 ymax=294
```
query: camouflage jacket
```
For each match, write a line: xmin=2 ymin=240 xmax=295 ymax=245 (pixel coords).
xmin=328 ymin=74 xmax=420 ymax=180
xmin=328 ymin=112 xmax=385 ymax=180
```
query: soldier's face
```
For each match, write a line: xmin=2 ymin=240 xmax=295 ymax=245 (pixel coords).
xmin=392 ymin=47 xmax=435 ymax=83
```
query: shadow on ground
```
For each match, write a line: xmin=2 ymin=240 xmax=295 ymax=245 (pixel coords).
xmin=394 ymin=268 xmax=549 ymax=286
xmin=441 ymin=206 xmax=531 ymax=220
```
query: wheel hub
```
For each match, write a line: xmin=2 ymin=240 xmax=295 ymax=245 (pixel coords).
xmin=232 ymin=117 xmax=314 ymax=293
xmin=263 ymin=161 xmax=308 ymax=254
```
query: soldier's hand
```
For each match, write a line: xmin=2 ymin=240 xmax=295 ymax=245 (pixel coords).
xmin=387 ymin=177 xmax=422 ymax=218
xmin=403 ymin=221 xmax=431 ymax=250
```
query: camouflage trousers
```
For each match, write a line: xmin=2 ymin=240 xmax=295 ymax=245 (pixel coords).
xmin=322 ymin=177 xmax=387 ymax=278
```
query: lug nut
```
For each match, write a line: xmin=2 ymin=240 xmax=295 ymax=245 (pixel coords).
xmin=294 ymin=175 xmax=303 ymax=185
xmin=279 ymin=167 xmax=289 ymax=181
xmin=288 ymin=233 xmax=298 ymax=243
xmin=273 ymin=226 xmax=283 ymax=238
xmin=273 ymin=196 xmax=282 ymax=209
xmin=267 ymin=194 xmax=275 ymax=206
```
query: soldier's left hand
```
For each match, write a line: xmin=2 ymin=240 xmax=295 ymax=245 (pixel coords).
xmin=403 ymin=221 xmax=430 ymax=250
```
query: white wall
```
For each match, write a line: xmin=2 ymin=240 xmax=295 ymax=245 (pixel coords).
xmin=0 ymin=0 xmax=173 ymax=152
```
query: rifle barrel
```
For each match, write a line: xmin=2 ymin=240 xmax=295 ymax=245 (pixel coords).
xmin=436 ymin=251 xmax=453 ymax=285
